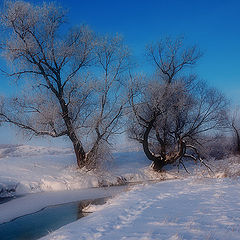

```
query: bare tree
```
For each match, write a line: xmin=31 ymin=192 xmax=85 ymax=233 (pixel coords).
xmin=147 ymin=36 xmax=202 ymax=84
xmin=0 ymin=1 xmax=129 ymax=169
xmin=129 ymin=37 xmax=227 ymax=171
xmin=81 ymin=35 xmax=130 ymax=168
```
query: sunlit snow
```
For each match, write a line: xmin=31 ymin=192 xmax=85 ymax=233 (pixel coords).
xmin=1 ymin=144 xmax=240 ymax=240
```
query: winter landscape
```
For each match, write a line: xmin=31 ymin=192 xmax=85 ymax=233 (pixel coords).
xmin=0 ymin=144 xmax=240 ymax=240
xmin=0 ymin=0 xmax=240 ymax=240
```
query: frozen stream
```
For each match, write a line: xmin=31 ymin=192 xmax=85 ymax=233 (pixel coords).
xmin=0 ymin=197 xmax=108 ymax=240
xmin=0 ymin=185 xmax=129 ymax=240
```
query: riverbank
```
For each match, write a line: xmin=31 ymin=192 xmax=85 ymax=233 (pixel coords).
xmin=1 ymin=144 xmax=240 ymax=239
xmin=40 ymin=177 xmax=240 ymax=240
xmin=0 ymin=185 xmax=129 ymax=224
xmin=0 ymin=144 xmax=177 ymax=199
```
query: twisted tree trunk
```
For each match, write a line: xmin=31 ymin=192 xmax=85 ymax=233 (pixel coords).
xmin=142 ymin=119 xmax=186 ymax=171
xmin=232 ymin=123 xmax=240 ymax=154
xmin=142 ymin=119 xmax=166 ymax=171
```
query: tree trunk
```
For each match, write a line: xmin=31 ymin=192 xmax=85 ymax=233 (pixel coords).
xmin=142 ymin=119 xmax=158 ymax=161
xmin=232 ymin=123 xmax=240 ymax=154
xmin=142 ymin=119 xmax=187 ymax=172
xmin=142 ymin=118 xmax=166 ymax=171
xmin=73 ymin=139 xmax=86 ymax=168
xmin=59 ymin=98 xmax=86 ymax=168
xmin=152 ymin=160 xmax=166 ymax=171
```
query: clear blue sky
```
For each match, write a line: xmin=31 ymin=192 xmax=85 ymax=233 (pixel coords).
xmin=0 ymin=0 xmax=239 ymax=145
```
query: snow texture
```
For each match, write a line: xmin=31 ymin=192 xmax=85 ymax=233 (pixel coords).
xmin=0 ymin=144 xmax=176 ymax=198
xmin=1 ymin=144 xmax=240 ymax=239
xmin=40 ymin=178 xmax=240 ymax=240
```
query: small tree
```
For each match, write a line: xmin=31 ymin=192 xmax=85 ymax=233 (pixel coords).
xmin=0 ymin=1 xmax=129 ymax=169
xmin=129 ymin=37 xmax=227 ymax=171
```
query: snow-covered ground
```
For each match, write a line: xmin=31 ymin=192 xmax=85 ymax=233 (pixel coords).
xmin=1 ymin=144 xmax=240 ymax=239
xmin=0 ymin=144 xmax=175 ymax=198
xmin=40 ymin=178 xmax=240 ymax=240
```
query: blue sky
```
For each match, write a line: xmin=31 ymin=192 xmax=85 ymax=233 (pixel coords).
xmin=0 ymin=0 xmax=240 ymax=145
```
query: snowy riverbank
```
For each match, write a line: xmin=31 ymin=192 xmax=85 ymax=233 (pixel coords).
xmin=40 ymin=177 xmax=240 ymax=240
xmin=0 ymin=144 xmax=177 ymax=198
xmin=0 ymin=185 xmax=129 ymax=224
xmin=1 ymin=144 xmax=240 ymax=239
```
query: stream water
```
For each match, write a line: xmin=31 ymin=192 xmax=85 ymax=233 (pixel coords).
xmin=0 ymin=197 xmax=108 ymax=240
xmin=0 ymin=196 xmax=15 ymax=204
xmin=0 ymin=182 xmax=153 ymax=240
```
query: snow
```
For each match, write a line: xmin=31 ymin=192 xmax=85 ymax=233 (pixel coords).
xmin=0 ymin=146 xmax=136 ymax=197
xmin=0 ymin=145 xmax=175 ymax=198
xmin=0 ymin=150 xmax=100 ymax=197
xmin=40 ymin=178 xmax=240 ymax=240
xmin=1 ymin=144 xmax=240 ymax=239
xmin=0 ymin=144 xmax=73 ymax=158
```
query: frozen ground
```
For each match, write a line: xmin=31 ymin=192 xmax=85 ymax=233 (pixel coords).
xmin=1 ymin=144 xmax=240 ymax=239
xmin=0 ymin=144 xmax=176 ymax=198
xmin=40 ymin=177 xmax=240 ymax=240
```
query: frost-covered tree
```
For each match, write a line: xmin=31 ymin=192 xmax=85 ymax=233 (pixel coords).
xmin=81 ymin=35 xmax=130 ymax=167
xmin=129 ymin=37 xmax=227 ymax=171
xmin=0 ymin=1 xmax=129 ymax=169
